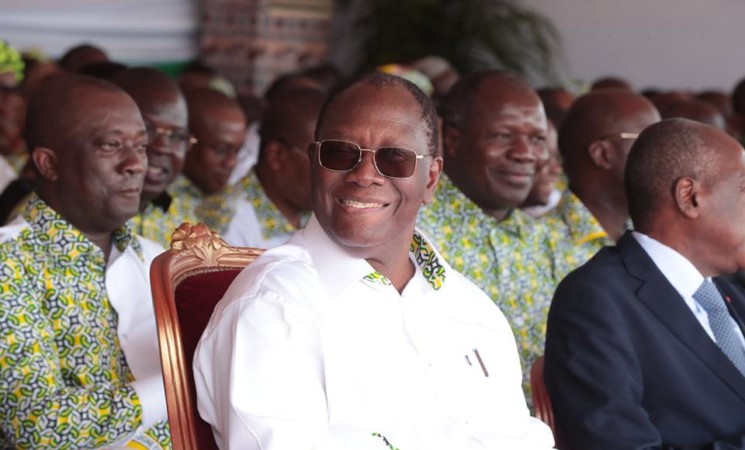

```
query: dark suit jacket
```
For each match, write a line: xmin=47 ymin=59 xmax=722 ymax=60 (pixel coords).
xmin=545 ymin=232 xmax=745 ymax=450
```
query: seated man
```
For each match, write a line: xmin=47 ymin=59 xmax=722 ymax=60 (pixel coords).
xmin=543 ymin=89 xmax=659 ymax=279
xmin=175 ymin=87 xmax=247 ymax=234
xmin=112 ymin=67 xmax=198 ymax=247
xmin=0 ymin=75 xmax=169 ymax=448
xmin=223 ymin=86 xmax=325 ymax=247
xmin=417 ymin=70 xmax=556 ymax=400
xmin=545 ymin=118 xmax=745 ymax=449
xmin=194 ymin=73 xmax=554 ymax=450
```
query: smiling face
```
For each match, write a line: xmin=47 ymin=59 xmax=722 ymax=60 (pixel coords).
xmin=446 ymin=78 xmax=548 ymax=215
xmin=46 ymin=88 xmax=148 ymax=233
xmin=311 ymin=81 xmax=442 ymax=260
xmin=138 ymin=92 xmax=188 ymax=202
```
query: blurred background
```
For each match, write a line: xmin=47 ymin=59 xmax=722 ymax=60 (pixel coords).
xmin=1 ymin=0 xmax=744 ymax=95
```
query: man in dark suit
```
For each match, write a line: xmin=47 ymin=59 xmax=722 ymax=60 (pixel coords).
xmin=544 ymin=117 xmax=745 ymax=450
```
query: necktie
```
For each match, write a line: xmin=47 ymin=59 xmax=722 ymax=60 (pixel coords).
xmin=693 ymin=280 xmax=745 ymax=377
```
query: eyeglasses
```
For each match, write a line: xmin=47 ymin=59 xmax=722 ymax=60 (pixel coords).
xmin=314 ymin=139 xmax=430 ymax=179
xmin=600 ymin=132 xmax=640 ymax=140
xmin=146 ymin=126 xmax=197 ymax=155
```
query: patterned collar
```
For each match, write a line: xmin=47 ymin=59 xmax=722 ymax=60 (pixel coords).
xmin=24 ymin=193 xmax=143 ymax=262
xmin=299 ymin=216 xmax=448 ymax=295
xmin=556 ymin=190 xmax=611 ymax=245
xmin=435 ymin=175 xmax=530 ymax=239
xmin=241 ymin=170 xmax=308 ymax=239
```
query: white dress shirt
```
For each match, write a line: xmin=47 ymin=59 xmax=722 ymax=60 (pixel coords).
xmin=633 ymin=231 xmax=745 ymax=347
xmin=222 ymin=196 xmax=294 ymax=249
xmin=194 ymin=215 xmax=555 ymax=450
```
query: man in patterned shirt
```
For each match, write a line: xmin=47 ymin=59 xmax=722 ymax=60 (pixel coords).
xmin=223 ymin=86 xmax=325 ymax=247
xmin=418 ymin=70 xmax=555 ymax=400
xmin=0 ymin=75 xmax=170 ymax=449
xmin=113 ymin=67 xmax=198 ymax=247
xmin=543 ymin=89 xmax=659 ymax=280
xmin=178 ymin=88 xmax=247 ymax=234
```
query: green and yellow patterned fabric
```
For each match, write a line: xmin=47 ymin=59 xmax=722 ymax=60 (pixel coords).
xmin=241 ymin=170 xmax=307 ymax=240
xmin=417 ymin=175 xmax=558 ymax=401
xmin=131 ymin=191 xmax=199 ymax=248
xmin=542 ymin=190 xmax=614 ymax=281
xmin=168 ymin=175 xmax=237 ymax=235
xmin=361 ymin=231 xmax=446 ymax=291
xmin=0 ymin=194 xmax=170 ymax=449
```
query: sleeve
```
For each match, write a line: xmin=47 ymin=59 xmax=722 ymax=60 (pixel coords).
xmin=193 ymin=291 xmax=387 ymax=450
xmin=543 ymin=277 xmax=663 ymax=450
xmin=0 ymin=288 xmax=144 ymax=449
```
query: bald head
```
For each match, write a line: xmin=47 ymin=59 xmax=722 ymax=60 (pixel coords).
xmin=59 ymin=44 xmax=109 ymax=73
xmin=626 ymin=119 xmax=732 ymax=231
xmin=657 ymin=98 xmax=726 ymax=130
xmin=317 ymin=72 xmax=439 ymax=155
xmin=591 ymin=76 xmax=632 ymax=91
xmin=260 ymin=86 xmax=325 ymax=157
xmin=559 ymin=89 xmax=659 ymax=181
xmin=186 ymin=88 xmax=243 ymax=135
xmin=26 ymin=74 xmax=127 ymax=152
xmin=112 ymin=67 xmax=184 ymax=112
xmin=440 ymin=70 xmax=540 ymax=132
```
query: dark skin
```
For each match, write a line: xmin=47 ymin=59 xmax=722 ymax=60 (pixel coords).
xmin=311 ymin=82 xmax=442 ymax=292
xmin=32 ymin=81 xmax=147 ymax=261
xmin=562 ymin=91 xmax=660 ymax=241
xmin=636 ymin=125 xmax=745 ymax=277
xmin=255 ymin=88 xmax=325 ymax=228
xmin=444 ymin=78 xmax=547 ymax=221
xmin=182 ymin=89 xmax=246 ymax=195
xmin=112 ymin=68 xmax=189 ymax=209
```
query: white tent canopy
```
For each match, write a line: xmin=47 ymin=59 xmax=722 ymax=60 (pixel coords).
xmin=0 ymin=0 xmax=199 ymax=64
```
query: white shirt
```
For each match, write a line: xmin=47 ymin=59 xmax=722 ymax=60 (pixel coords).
xmin=194 ymin=215 xmax=554 ymax=450
xmin=228 ymin=121 xmax=260 ymax=186
xmin=633 ymin=231 xmax=745 ymax=347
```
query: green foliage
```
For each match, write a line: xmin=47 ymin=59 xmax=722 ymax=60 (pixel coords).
xmin=338 ymin=0 xmax=562 ymax=80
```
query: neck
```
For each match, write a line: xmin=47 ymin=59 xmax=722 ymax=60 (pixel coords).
xmin=255 ymin=166 xmax=303 ymax=228
xmin=87 ymin=231 xmax=113 ymax=262
xmin=572 ymin=184 xmax=628 ymax=241
xmin=445 ymin=166 xmax=511 ymax=222
xmin=366 ymin=251 xmax=415 ymax=294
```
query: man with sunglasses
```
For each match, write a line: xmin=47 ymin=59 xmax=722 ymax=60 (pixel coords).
xmin=113 ymin=67 xmax=199 ymax=247
xmin=194 ymin=72 xmax=555 ymax=450
xmin=543 ymin=89 xmax=660 ymax=280
xmin=223 ymin=86 xmax=325 ymax=248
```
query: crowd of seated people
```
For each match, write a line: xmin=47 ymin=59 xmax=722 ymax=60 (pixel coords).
xmin=1 ymin=38 xmax=745 ymax=450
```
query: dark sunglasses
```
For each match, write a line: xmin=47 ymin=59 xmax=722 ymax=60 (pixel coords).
xmin=314 ymin=139 xmax=430 ymax=179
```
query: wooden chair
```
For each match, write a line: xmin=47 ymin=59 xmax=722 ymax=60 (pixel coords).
xmin=531 ymin=355 xmax=571 ymax=450
xmin=150 ymin=223 xmax=264 ymax=450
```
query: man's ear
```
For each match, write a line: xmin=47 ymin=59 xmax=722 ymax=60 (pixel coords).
xmin=587 ymin=139 xmax=614 ymax=170
xmin=31 ymin=147 xmax=58 ymax=181
xmin=263 ymin=140 xmax=285 ymax=171
xmin=442 ymin=126 xmax=460 ymax=159
xmin=673 ymin=176 xmax=700 ymax=218
xmin=423 ymin=156 xmax=444 ymax=205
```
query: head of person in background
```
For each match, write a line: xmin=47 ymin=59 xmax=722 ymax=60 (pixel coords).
xmin=520 ymin=119 xmax=562 ymax=217
xmin=299 ymin=62 xmax=343 ymax=94
xmin=78 ymin=60 xmax=127 ymax=80
xmin=112 ymin=67 xmax=190 ymax=210
xmin=439 ymin=70 xmax=548 ymax=221
xmin=0 ymin=41 xmax=26 ymax=159
xmin=409 ymin=55 xmax=460 ymax=102
xmin=255 ymin=86 xmax=326 ymax=227
xmin=26 ymin=74 xmax=147 ymax=255
xmin=656 ymin=97 xmax=726 ymax=131
xmin=182 ymin=88 xmax=246 ymax=195
xmin=58 ymin=43 xmax=109 ymax=73
xmin=263 ymin=71 xmax=322 ymax=103
xmin=537 ymin=86 xmax=576 ymax=127
xmin=590 ymin=76 xmax=633 ymax=92
xmin=559 ymin=89 xmax=660 ymax=241
xmin=377 ymin=64 xmax=434 ymax=97
xmin=697 ymin=89 xmax=740 ymax=138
